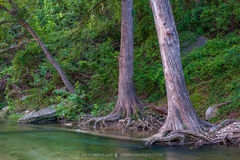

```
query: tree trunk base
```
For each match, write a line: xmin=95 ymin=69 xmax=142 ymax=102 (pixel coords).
xmin=84 ymin=111 xmax=121 ymax=129
xmin=145 ymin=129 xmax=210 ymax=146
xmin=146 ymin=120 xmax=240 ymax=147
xmin=82 ymin=115 xmax=164 ymax=132
xmin=81 ymin=100 xmax=165 ymax=131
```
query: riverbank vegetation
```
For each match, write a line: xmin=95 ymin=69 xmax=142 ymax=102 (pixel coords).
xmin=0 ymin=0 xmax=240 ymax=146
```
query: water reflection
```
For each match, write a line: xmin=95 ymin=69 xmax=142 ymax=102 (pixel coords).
xmin=0 ymin=120 xmax=239 ymax=160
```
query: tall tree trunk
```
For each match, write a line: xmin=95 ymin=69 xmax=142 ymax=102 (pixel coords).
xmin=149 ymin=0 xmax=210 ymax=138
xmin=112 ymin=0 xmax=143 ymax=117
xmin=20 ymin=22 xmax=76 ymax=94
xmin=84 ymin=0 xmax=143 ymax=127
xmin=85 ymin=0 xmax=144 ymax=127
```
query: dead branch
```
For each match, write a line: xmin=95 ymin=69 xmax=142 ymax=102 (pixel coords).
xmin=0 ymin=4 xmax=12 ymax=14
xmin=0 ymin=20 xmax=17 ymax=25
xmin=215 ymin=100 xmax=232 ymax=108
xmin=210 ymin=119 xmax=240 ymax=133
xmin=0 ymin=40 xmax=36 ymax=54
xmin=147 ymin=104 xmax=167 ymax=115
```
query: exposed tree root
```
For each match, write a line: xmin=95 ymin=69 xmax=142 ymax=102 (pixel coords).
xmin=83 ymin=111 xmax=121 ymax=129
xmin=145 ymin=120 xmax=240 ymax=147
xmin=79 ymin=91 xmax=167 ymax=131
xmin=80 ymin=104 xmax=165 ymax=132
xmin=117 ymin=114 xmax=165 ymax=131
xmin=209 ymin=119 xmax=240 ymax=133
xmin=145 ymin=129 xmax=210 ymax=146
xmin=81 ymin=112 xmax=240 ymax=147
xmin=82 ymin=114 xmax=164 ymax=132
xmin=147 ymin=104 xmax=167 ymax=115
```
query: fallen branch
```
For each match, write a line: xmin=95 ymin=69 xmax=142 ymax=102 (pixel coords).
xmin=0 ymin=4 xmax=12 ymax=14
xmin=147 ymin=104 xmax=167 ymax=115
xmin=210 ymin=119 xmax=240 ymax=133
xmin=0 ymin=40 xmax=36 ymax=54
xmin=0 ymin=20 xmax=17 ymax=25
xmin=215 ymin=100 xmax=232 ymax=108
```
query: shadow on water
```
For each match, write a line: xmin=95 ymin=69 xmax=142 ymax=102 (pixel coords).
xmin=0 ymin=120 xmax=240 ymax=160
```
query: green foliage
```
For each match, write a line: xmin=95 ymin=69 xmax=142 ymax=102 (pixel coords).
xmin=179 ymin=31 xmax=198 ymax=49
xmin=200 ymin=0 xmax=240 ymax=37
xmin=50 ymin=86 xmax=87 ymax=120
xmin=91 ymin=101 xmax=116 ymax=117
xmin=8 ymin=113 xmax=24 ymax=120
xmin=0 ymin=102 xmax=5 ymax=110
xmin=0 ymin=0 xmax=239 ymax=121
xmin=183 ymin=34 xmax=240 ymax=84
xmin=173 ymin=1 xmax=203 ymax=33
xmin=134 ymin=35 xmax=165 ymax=98
xmin=183 ymin=34 xmax=240 ymax=119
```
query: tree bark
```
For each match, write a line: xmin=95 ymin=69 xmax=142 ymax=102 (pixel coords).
xmin=150 ymin=0 xmax=210 ymax=137
xmin=111 ymin=0 xmax=143 ymax=117
xmin=83 ymin=0 xmax=144 ymax=127
xmin=84 ymin=0 xmax=143 ymax=126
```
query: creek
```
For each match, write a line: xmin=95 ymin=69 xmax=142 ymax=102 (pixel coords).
xmin=0 ymin=120 xmax=239 ymax=160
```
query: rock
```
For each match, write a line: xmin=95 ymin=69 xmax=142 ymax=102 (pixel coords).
xmin=64 ymin=123 xmax=73 ymax=127
xmin=205 ymin=105 xmax=219 ymax=120
xmin=182 ymin=36 xmax=207 ymax=54
xmin=18 ymin=107 xmax=57 ymax=124
xmin=24 ymin=110 xmax=30 ymax=114
xmin=0 ymin=107 xmax=9 ymax=118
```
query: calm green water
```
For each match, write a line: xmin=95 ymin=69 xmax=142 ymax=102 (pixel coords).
xmin=0 ymin=120 xmax=240 ymax=160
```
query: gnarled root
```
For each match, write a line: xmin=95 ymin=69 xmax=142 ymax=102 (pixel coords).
xmin=145 ymin=133 xmax=185 ymax=146
xmin=81 ymin=112 xmax=164 ymax=132
xmin=81 ymin=100 xmax=166 ymax=131
xmin=82 ymin=114 xmax=164 ymax=131
xmin=118 ymin=115 xmax=164 ymax=131
xmin=146 ymin=119 xmax=240 ymax=147
xmin=80 ymin=94 xmax=146 ymax=129
xmin=82 ymin=111 xmax=121 ymax=129
xmin=145 ymin=129 xmax=211 ymax=147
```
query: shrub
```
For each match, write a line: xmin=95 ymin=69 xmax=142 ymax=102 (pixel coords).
xmin=200 ymin=0 xmax=240 ymax=37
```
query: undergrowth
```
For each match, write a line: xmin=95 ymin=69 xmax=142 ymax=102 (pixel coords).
xmin=0 ymin=0 xmax=239 ymax=122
